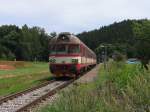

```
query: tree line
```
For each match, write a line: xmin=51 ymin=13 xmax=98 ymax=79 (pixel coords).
xmin=0 ymin=24 xmax=50 ymax=61
xmin=0 ymin=19 xmax=150 ymax=64
xmin=77 ymin=19 xmax=150 ymax=66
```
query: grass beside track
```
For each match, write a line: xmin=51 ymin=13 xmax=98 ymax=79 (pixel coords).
xmin=0 ymin=61 xmax=51 ymax=97
xmin=39 ymin=62 xmax=150 ymax=112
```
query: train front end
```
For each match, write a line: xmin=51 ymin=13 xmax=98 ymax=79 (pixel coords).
xmin=49 ymin=33 xmax=81 ymax=78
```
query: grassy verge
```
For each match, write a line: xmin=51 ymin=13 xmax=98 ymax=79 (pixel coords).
xmin=0 ymin=61 xmax=51 ymax=97
xmin=39 ymin=62 xmax=150 ymax=112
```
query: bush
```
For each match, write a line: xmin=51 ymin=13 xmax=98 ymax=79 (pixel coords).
xmin=113 ymin=51 xmax=126 ymax=62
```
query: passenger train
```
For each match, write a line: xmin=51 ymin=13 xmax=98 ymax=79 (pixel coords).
xmin=49 ymin=32 xmax=97 ymax=78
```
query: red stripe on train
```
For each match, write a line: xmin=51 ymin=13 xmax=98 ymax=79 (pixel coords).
xmin=49 ymin=54 xmax=80 ymax=57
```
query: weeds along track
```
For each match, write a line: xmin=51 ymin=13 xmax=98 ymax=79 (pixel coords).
xmin=0 ymin=79 xmax=74 ymax=112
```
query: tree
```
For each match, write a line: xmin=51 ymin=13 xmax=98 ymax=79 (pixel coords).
xmin=0 ymin=24 xmax=50 ymax=61
xmin=133 ymin=20 xmax=150 ymax=70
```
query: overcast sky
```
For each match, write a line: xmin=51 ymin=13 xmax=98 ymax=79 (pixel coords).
xmin=0 ymin=0 xmax=149 ymax=34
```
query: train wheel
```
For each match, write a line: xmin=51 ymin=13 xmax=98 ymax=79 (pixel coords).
xmin=75 ymin=70 xmax=81 ymax=79
xmin=74 ymin=75 xmax=79 ymax=79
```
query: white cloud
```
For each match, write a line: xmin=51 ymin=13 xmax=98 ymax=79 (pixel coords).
xmin=0 ymin=0 xmax=149 ymax=33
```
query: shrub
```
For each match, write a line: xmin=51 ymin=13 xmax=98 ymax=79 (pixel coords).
xmin=113 ymin=51 xmax=126 ymax=62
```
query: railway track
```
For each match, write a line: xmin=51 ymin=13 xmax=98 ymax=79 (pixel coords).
xmin=0 ymin=79 xmax=74 ymax=112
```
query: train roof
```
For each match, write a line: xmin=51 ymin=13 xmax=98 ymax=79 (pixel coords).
xmin=49 ymin=32 xmax=96 ymax=56
xmin=50 ymin=32 xmax=80 ymax=44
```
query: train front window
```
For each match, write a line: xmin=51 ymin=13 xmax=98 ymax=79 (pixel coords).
xmin=49 ymin=45 xmax=56 ymax=54
xmin=68 ymin=45 xmax=80 ymax=54
xmin=56 ymin=44 xmax=67 ymax=54
xmin=50 ymin=44 xmax=80 ymax=54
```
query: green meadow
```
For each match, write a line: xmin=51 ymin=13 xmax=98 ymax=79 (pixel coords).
xmin=0 ymin=61 xmax=51 ymax=97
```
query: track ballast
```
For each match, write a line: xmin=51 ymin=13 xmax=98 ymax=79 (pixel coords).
xmin=0 ymin=79 xmax=74 ymax=112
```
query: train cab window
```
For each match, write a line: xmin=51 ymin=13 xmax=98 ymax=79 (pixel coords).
xmin=49 ymin=45 xmax=56 ymax=54
xmin=50 ymin=44 xmax=68 ymax=54
xmin=56 ymin=44 xmax=67 ymax=54
xmin=68 ymin=45 xmax=80 ymax=54
xmin=50 ymin=44 xmax=80 ymax=54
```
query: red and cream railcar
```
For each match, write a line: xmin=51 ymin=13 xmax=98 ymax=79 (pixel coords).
xmin=49 ymin=32 xmax=96 ymax=77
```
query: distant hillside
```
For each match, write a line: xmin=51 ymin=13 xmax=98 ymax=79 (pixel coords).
xmin=77 ymin=19 xmax=150 ymax=58
xmin=0 ymin=19 xmax=150 ymax=61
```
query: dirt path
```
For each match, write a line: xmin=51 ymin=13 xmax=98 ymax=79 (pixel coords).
xmin=0 ymin=65 xmax=15 ymax=70
xmin=0 ymin=74 xmax=16 ymax=79
xmin=77 ymin=64 xmax=100 ymax=83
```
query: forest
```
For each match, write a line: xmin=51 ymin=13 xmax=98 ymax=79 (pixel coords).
xmin=78 ymin=19 xmax=150 ymax=60
xmin=0 ymin=25 xmax=50 ymax=61
xmin=0 ymin=19 xmax=150 ymax=61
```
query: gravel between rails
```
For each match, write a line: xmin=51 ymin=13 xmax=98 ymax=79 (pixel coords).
xmin=0 ymin=81 xmax=68 ymax=112
xmin=30 ymin=65 xmax=100 ymax=112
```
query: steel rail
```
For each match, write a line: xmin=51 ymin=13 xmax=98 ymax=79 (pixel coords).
xmin=16 ymin=79 xmax=74 ymax=112
xmin=0 ymin=79 xmax=55 ymax=105
xmin=0 ymin=79 xmax=74 ymax=112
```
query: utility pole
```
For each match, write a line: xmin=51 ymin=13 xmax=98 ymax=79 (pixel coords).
xmin=104 ymin=46 xmax=107 ymax=70
xmin=101 ymin=45 xmax=107 ymax=70
xmin=101 ymin=44 xmax=111 ymax=102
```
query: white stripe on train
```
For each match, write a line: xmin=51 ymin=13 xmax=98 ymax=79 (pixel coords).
xmin=49 ymin=56 xmax=96 ymax=64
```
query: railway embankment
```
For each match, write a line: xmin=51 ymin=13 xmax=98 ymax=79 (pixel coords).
xmin=0 ymin=80 xmax=74 ymax=112
xmin=76 ymin=64 xmax=100 ymax=83
xmin=39 ymin=61 xmax=149 ymax=112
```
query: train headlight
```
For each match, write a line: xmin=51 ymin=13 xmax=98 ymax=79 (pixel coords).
xmin=49 ymin=58 xmax=56 ymax=63
xmin=72 ymin=59 xmax=78 ymax=63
